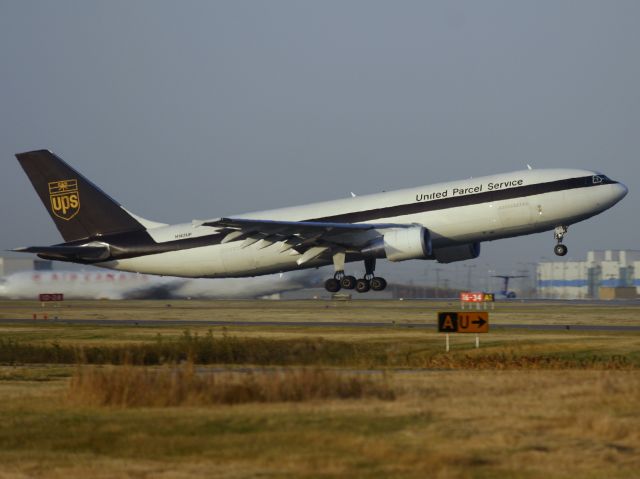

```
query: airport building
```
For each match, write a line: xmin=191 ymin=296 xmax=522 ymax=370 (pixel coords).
xmin=537 ymin=250 xmax=640 ymax=299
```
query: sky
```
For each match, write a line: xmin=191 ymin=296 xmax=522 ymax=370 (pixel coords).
xmin=1 ymin=1 xmax=638 ymax=289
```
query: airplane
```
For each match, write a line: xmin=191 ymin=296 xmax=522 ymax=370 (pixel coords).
xmin=0 ymin=269 xmax=321 ymax=300
xmin=11 ymin=150 xmax=628 ymax=293
xmin=491 ymin=274 xmax=527 ymax=299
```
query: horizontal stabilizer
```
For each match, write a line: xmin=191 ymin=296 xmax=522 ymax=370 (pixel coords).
xmin=13 ymin=245 xmax=110 ymax=263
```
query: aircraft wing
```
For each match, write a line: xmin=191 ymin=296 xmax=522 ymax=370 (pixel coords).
xmin=201 ymin=217 xmax=414 ymax=264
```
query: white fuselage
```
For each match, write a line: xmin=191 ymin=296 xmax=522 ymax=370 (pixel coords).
xmin=101 ymin=168 xmax=627 ymax=278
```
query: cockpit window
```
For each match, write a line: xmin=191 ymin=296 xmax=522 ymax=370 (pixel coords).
xmin=591 ymin=175 xmax=614 ymax=184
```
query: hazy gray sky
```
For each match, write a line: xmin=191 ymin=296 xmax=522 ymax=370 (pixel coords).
xmin=1 ymin=1 xmax=638 ymax=286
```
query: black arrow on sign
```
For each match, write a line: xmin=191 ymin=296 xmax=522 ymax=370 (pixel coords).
xmin=472 ymin=317 xmax=487 ymax=328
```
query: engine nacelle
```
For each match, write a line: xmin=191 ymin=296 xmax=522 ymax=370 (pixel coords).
xmin=433 ymin=242 xmax=481 ymax=263
xmin=362 ymin=226 xmax=432 ymax=262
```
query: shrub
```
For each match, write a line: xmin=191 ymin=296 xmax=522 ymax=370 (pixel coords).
xmin=68 ymin=363 xmax=396 ymax=407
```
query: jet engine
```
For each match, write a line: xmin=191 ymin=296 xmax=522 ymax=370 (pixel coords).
xmin=433 ymin=242 xmax=481 ymax=263
xmin=362 ymin=226 xmax=432 ymax=261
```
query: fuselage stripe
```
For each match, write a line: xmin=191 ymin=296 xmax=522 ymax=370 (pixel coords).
xmin=310 ymin=176 xmax=614 ymax=223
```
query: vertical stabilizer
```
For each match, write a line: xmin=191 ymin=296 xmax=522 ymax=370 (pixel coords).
xmin=16 ymin=150 xmax=146 ymax=242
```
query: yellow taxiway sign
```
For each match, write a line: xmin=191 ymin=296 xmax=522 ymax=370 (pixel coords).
xmin=438 ymin=312 xmax=489 ymax=333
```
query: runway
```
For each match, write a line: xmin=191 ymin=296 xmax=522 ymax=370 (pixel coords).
xmin=1 ymin=317 xmax=639 ymax=332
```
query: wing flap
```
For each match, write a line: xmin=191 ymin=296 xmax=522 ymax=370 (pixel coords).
xmin=203 ymin=217 xmax=412 ymax=252
xmin=296 ymin=246 xmax=330 ymax=265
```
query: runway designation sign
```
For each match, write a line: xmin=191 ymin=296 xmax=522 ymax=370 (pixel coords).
xmin=438 ymin=312 xmax=489 ymax=333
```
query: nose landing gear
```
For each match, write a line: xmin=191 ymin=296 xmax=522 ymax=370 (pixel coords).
xmin=553 ymin=225 xmax=568 ymax=256
xmin=554 ymin=244 xmax=568 ymax=256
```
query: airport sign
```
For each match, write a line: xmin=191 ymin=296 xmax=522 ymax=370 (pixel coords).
xmin=460 ymin=292 xmax=484 ymax=302
xmin=39 ymin=293 xmax=64 ymax=302
xmin=438 ymin=312 xmax=489 ymax=333
xmin=460 ymin=292 xmax=495 ymax=302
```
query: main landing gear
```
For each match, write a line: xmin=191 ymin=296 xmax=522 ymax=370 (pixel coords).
xmin=553 ymin=225 xmax=568 ymax=257
xmin=324 ymin=256 xmax=387 ymax=293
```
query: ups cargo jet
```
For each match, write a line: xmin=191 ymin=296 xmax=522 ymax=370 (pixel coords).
xmin=12 ymin=150 xmax=627 ymax=293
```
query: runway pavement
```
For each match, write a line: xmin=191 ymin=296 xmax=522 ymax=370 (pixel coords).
xmin=1 ymin=317 xmax=639 ymax=332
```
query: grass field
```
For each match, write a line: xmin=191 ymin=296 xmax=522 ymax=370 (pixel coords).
xmin=2 ymin=298 xmax=640 ymax=326
xmin=0 ymin=299 xmax=639 ymax=478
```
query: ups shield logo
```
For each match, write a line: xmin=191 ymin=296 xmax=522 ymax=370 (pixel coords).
xmin=49 ymin=179 xmax=80 ymax=220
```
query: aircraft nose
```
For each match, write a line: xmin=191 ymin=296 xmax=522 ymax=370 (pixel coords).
xmin=618 ymin=182 xmax=629 ymax=199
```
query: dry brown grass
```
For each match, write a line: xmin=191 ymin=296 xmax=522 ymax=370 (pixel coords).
xmin=1 ymin=300 xmax=639 ymax=477
xmin=3 ymin=330 xmax=638 ymax=369
xmin=68 ymin=363 xmax=396 ymax=407
xmin=408 ymin=351 xmax=636 ymax=369
xmin=1 ymin=369 xmax=639 ymax=478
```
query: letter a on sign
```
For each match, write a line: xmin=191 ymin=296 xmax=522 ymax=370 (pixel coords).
xmin=438 ymin=312 xmax=458 ymax=332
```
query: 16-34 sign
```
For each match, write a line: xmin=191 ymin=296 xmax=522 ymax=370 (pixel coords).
xmin=438 ymin=312 xmax=489 ymax=333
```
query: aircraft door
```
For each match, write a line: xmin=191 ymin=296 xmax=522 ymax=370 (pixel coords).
xmin=496 ymin=199 xmax=534 ymax=233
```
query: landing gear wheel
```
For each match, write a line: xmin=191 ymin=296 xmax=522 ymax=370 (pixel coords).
xmin=370 ymin=277 xmax=387 ymax=291
xmin=324 ymin=278 xmax=341 ymax=293
xmin=355 ymin=278 xmax=371 ymax=293
xmin=553 ymin=226 xmax=568 ymax=257
xmin=554 ymin=244 xmax=568 ymax=257
xmin=340 ymin=275 xmax=357 ymax=290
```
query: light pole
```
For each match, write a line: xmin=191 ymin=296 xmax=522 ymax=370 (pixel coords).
xmin=486 ymin=268 xmax=495 ymax=292
xmin=517 ymin=263 xmax=529 ymax=298
xmin=435 ymin=268 xmax=443 ymax=298
xmin=464 ymin=264 xmax=476 ymax=291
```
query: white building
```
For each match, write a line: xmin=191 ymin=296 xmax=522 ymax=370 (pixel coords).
xmin=537 ymin=261 xmax=590 ymax=299
xmin=537 ymin=250 xmax=640 ymax=299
